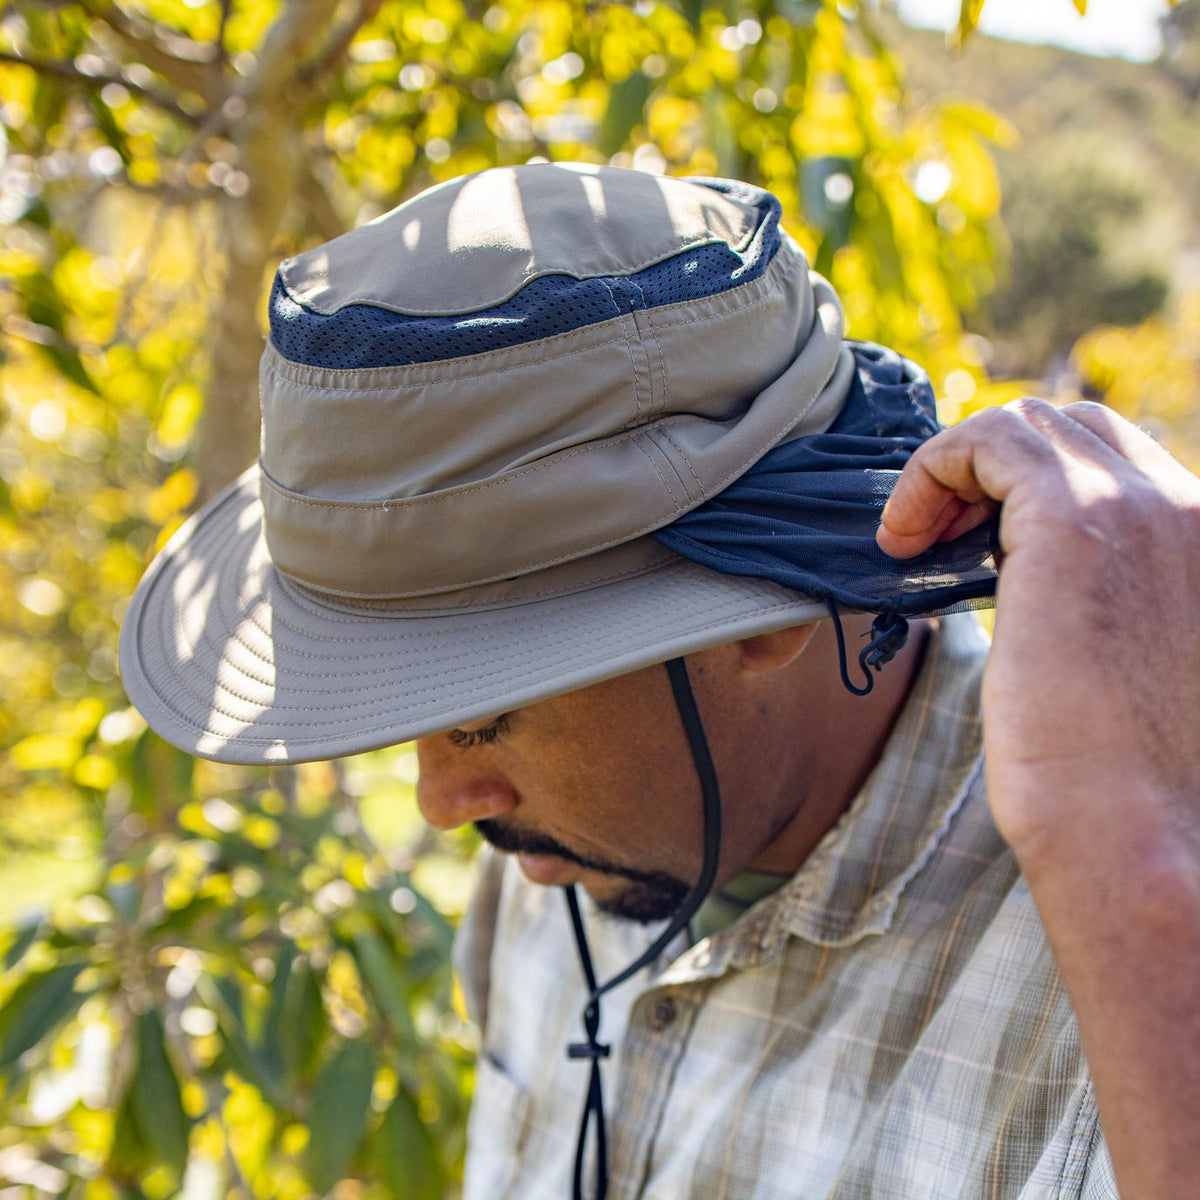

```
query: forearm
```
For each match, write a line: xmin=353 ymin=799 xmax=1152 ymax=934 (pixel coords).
xmin=876 ymin=397 xmax=1200 ymax=1194
xmin=1012 ymin=788 xmax=1200 ymax=1197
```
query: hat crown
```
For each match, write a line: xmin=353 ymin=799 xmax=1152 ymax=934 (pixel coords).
xmin=120 ymin=167 xmax=864 ymax=764
xmin=279 ymin=163 xmax=759 ymax=317
xmin=259 ymin=166 xmax=851 ymax=600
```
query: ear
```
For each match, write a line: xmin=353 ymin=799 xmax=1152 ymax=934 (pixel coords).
xmin=735 ymin=623 xmax=820 ymax=673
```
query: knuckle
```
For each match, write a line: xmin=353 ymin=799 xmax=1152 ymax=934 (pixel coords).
xmin=963 ymin=402 xmax=1057 ymax=463
xmin=1060 ymin=399 xmax=1112 ymax=423
xmin=958 ymin=405 xmax=1014 ymax=439
xmin=1002 ymin=396 xmax=1056 ymax=421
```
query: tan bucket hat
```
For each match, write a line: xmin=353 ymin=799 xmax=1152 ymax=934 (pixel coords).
xmin=119 ymin=163 xmax=857 ymax=764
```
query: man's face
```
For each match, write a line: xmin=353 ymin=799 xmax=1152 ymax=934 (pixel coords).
xmin=415 ymin=618 xmax=916 ymax=923
xmin=415 ymin=641 xmax=796 ymax=924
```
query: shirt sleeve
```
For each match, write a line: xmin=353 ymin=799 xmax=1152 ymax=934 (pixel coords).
xmin=1058 ymin=1081 xmax=1118 ymax=1200
xmin=451 ymin=846 xmax=509 ymax=1034
xmin=1077 ymin=1135 xmax=1118 ymax=1200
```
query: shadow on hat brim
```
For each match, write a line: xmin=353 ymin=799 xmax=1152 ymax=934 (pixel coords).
xmin=118 ymin=468 xmax=830 ymax=765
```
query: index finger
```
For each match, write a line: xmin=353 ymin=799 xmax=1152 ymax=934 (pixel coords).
xmin=876 ymin=401 xmax=1063 ymax=559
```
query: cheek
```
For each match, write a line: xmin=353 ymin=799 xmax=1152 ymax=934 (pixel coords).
xmin=511 ymin=733 xmax=703 ymax=859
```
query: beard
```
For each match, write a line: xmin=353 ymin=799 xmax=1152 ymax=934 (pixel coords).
xmin=474 ymin=817 xmax=691 ymax=924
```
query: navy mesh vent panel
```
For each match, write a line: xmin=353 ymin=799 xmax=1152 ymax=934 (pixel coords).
xmin=270 ymin=182 xmax=782 ymax=369
xmin=655 ymin=343 xmax=999 ymax=619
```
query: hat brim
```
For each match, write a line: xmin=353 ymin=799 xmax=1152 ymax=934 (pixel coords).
xmin=119 ymin=470 xmax=829 ymax=765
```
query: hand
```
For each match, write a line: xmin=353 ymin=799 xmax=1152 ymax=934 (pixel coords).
xmin=878 ymin=398 xmax=1200 ymax=1197
xmin=877 ymin=397 xmax=1200 ymax=859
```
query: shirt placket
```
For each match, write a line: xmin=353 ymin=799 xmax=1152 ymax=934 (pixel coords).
xmin=606 ymin=979 xmax=710 ymax=1200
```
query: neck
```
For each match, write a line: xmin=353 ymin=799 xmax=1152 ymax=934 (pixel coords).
xmin=748 ymin=617 xmax=931 ymax=876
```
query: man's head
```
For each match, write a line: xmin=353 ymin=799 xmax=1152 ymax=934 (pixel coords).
xmin=118 ymin=161 xmax=992 ymax=851
xmin=119 ymin=163 xmax=862 ymax=765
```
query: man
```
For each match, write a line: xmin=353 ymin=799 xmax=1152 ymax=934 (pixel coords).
xmin=119 ymin=163 xmax=1200 ymax=1199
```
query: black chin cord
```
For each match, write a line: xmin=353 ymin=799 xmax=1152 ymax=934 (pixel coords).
xmin=563 ymin=656 xmax=724 ymax=1200
xmin=825 ymin=601 xmax=910 ymax=697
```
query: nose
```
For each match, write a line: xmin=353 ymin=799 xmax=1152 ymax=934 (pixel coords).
xmin=415 ymin=737 xmax=519 ymax=831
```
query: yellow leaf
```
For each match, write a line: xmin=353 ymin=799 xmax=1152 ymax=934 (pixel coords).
xmin=789 ymin=87 xmax=864 ymax=158
xmin=62 ymin=697 xmax=107 ymax=737
xmin=940 ymin=101 xmax=1018 ymax=148
xmin=241 ymin=815 xmax=280 ymax=850
xmin=73 ymin=754 xmax=118 ymax=791
xmin=155 ymin=384 xmax=203 ymax=451
xmin=951 ymin=0 xmax=987 ymax=48
xmin=153 ymin=515 xmax=187 ymax=555
xmin=12 ymin=734 xmax=81 ymax=772
xmin=146 ymin=468 xmax=198 ymax=525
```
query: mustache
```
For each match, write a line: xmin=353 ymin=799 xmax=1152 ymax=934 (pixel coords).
xmin=473 ymin=818 xmax=688 ymax=891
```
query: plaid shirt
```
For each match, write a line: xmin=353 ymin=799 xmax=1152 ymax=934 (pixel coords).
xmin=452 ymin=615 xmax=1118 ymax=1199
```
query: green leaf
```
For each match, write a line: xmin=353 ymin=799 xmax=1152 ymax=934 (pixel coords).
xmin=279 ymin=955 xmax=327 ymax=1086
xmin=598 ymin=71 xmax=652 ymax=157
xmin=129 ymin=731 xmax=196 ymax=816
xmin=373 ymin=1086 xmax=444 ymax=1200
xmin=0 ymin=964 xmax=87 ymax=1068
xmin=129 ymin=1010 xmax=190 ymax=1176
xmin=153 ymin=893 xmax=220 ymax=935
xmin=348 ymin=928 xmax=417 ymax=1048
xmin=87 ymin=93 xmax=132 ymax=167
xmin=200 ymin=973 xmax=289 ymax=1108
xmin=304 ymin=1039 xmax=375 ymax=1195
xmin=107 ymin=1080 xmax=151 ymax=1179
xmin=255 ymin=940 xmax=296 ymax=1083
xmin=2 ymin=921 xmax=43 ymax=973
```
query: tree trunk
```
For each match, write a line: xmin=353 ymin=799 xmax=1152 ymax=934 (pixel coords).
xmin=196 ymin=0 xmax=334 ymax=500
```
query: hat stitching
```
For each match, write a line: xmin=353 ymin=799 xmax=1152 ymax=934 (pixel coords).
xmin=146 ymin=538 xmax=801 ymax=697
xmin=633 ymin=283 xmax=670 ymax=420
xmin=262 ymin=263 xmax=790 ymax=389
xmin=146 ymin=590 xmax=818 ymax=742
xmin=629 ymin=436 xmax=686 ymax=511
xmin=258 ymin=410 xmax=705 ymax=512
xmin=161 ymin=530 xmax=699 ymax=653
xmin=273 ymin=554 xmax=688 ymax=623
xmin=177 ymin=612 xmax=797 ymax=739
xmin=259 ymin=431 xmax=633 ymax=509
xmin=262 ymin=483 xmax=706 ymax=598
xmin=645 ymin=289 xmax=792 ymax=335
xmin=260 ymin=316 xmax=632 ymax=391
xmin=614 ymin=300 xmax=646 ymax=421
xmin=640 ymin=427 xmax=699 ymax=506
xmin=655 ymin=425 xmax=705 ymax=498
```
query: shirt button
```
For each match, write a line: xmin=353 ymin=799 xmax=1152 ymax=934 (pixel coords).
xmin=649 ymin=996 xmax=677 ymax=1030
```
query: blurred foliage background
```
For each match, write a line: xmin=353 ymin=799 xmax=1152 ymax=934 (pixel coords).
xmin=1 ymin=0 xmax=1197 ymax=1196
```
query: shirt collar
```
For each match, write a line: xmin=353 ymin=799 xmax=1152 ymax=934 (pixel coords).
xmin=659 ymin=613 xmax=989 ymax=985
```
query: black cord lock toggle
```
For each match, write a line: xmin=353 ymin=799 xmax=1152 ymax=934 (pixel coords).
xmin=568 ymin=1041 xmax=612 ymax=1060
xmin=861 ymin=611 xmax=909 ymax=673
xmin=827 ymin=602 xmax=911 ymax=696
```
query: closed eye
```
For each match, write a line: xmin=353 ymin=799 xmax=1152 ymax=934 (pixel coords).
xmin=447 ymin=713 xmax=512 ymax=749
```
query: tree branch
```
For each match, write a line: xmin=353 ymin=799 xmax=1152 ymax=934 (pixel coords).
xmin=300 ymin=159 xmax=348 ymax=243
xmin=216 ymin=0 xmax=234 ymax=67
xmin=246 ymin=0 xmax=333 ymax=103
xmin=81 ymin=1 xmax=226 ymax=106
xmin=297 ymin=0 xmax=384 ymax=89
xmin=0 ymin=50 xmax=201 ymax=126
